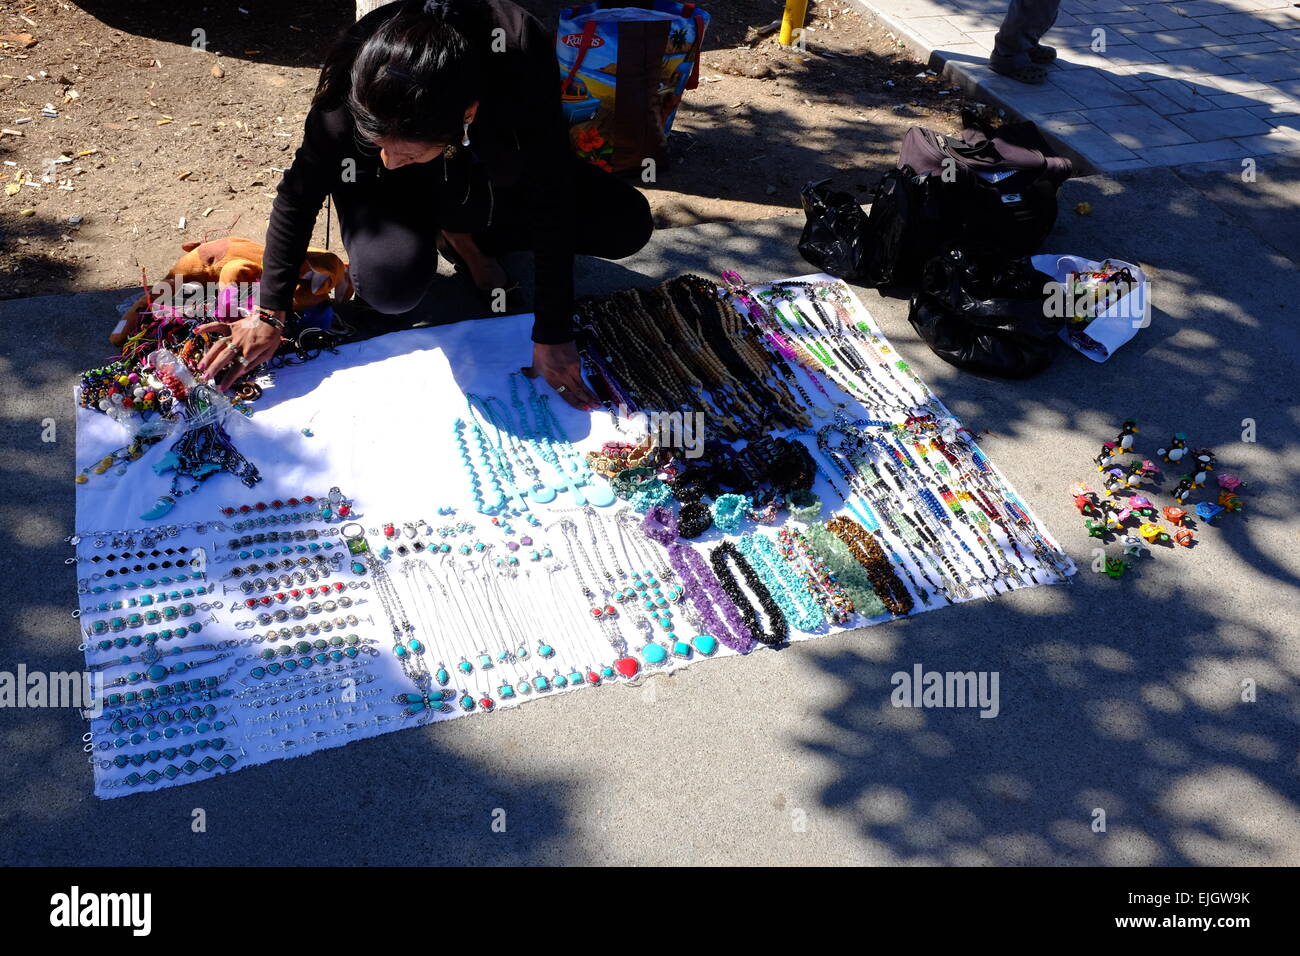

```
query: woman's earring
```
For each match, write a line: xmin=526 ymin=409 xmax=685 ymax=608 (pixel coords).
xmin=462 ymin=122 xmax=470 ymax=147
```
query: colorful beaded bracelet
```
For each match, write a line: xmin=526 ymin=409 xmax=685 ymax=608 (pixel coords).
xmin=711 ymin=494 xmax=750 ymax=534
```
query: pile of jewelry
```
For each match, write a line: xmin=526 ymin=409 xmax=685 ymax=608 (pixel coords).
xmin=73 ymin=273 xmax=1073 ymax=797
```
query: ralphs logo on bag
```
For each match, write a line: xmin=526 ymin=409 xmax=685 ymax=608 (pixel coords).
xmin=561 ymin=32 xmax=604 ymax=48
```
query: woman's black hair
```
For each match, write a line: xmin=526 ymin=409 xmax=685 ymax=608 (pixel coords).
xmin=313 ymin=0 xmax=491 ymax=147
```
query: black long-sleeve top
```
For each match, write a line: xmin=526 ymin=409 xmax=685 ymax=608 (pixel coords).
xmin=259 ymin=0 xmax=578 ymax=344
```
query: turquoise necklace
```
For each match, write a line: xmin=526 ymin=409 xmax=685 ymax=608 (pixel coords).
xmin=454 ymin=416 xmax=510 ymax=516
xmin=516 ymin=373 xmax=616 ymax=508
xmin=735 ymin=532 xmax=825 ymax=632
xmin=484 ymin=394 xmax=559 ymax=505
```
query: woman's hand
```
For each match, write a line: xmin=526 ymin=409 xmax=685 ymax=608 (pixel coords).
xmin=523 ymin=341 xmax=598 ymax=410
xmin=195 ymin=313 xmax=285 ymax=392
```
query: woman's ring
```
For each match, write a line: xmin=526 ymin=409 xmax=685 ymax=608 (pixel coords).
xmin=555 ymin=385 xmax=567 ymax=393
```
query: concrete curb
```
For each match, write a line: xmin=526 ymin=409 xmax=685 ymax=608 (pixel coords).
xmin=844 ymin=0 xmax=1099 ymax=175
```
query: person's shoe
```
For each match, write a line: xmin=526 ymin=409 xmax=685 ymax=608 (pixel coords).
xmin=989 ymin=61 xmax=1049 ymax=84
xmin=1028 ymin=44 xmax=1057 ymax=64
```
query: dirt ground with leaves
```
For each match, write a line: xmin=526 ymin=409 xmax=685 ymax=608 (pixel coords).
xmin=0 ymin=0 xmax=969 ymax=301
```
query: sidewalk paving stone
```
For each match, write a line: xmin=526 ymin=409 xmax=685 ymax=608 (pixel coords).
xmin=1082 ymin=104 xmax=1201 ymax=147
xmin=1135 ymin=137 xmax=1252 ymax=164
xmin=1168 ymin=105 xmax=1275 ymax=136
xmin=850 ymin=0 xmax=1300 ymax=169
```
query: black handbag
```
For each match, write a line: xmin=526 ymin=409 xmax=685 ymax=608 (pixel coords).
xmin=907 ymin=246 xmax=1065 ymax=378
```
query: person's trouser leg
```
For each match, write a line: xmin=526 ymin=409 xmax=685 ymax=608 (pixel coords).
xmin=477 ymin=157 xmax=653 ymax=261
xmin=991 ymin=0 xmax=1062 ymax=71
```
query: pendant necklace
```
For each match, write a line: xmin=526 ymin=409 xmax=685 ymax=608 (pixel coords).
xmin=401 ymin=559 xmax=453 ymax=688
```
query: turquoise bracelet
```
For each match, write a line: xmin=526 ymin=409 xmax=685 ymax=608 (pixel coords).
xmin=736 ymin=532 xmax=825 ymax=632
xmin=712 ymin=494 xmax=750 ymax=533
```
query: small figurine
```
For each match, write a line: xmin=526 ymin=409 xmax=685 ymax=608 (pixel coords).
xmin=1129 ymin=495 xmax=1157 ymax=519
xmin=1094 ymin=441 xmax=1119 ymax=472
xmin=1071 ymin=481 xmax=1101 ymax=516
xmin=1120 ymin=534 xmax=1150 ymax=559
xmin=1103 ymin=556 xmax=1130 ymax=579
xmin=1174 ymin=528 xmax=1195 ymax=548
xmin=1217 ymin=473 xmax=1245 ymax=493
xmin=1162 ymin=505 xmax=1190 ymax=526
xmin=1114 ymin=418 xmax=1139 ymax=454
xmin=1102 ymin=501 xmax=1129 ymax=532
xmin=1085 ymin=518 xmax=1108 ymax=539
xmin=1218 ymin=490 xmax=1244 ymax=512
xmin=1171 ymin=476 xmax=1196 ymax=504
xmin=1185 ymin=449 xmax=1216 ymax=488
xmin=1102 ymin=467 xmax=1129 ymax=496
xmin=1138 ymin=522 xmax=1167 ymax=544
xmin=1156 ymin=433 xmax=1188 ymax=464
xmin=1195 ymin=501 xmax=1225 ymax=524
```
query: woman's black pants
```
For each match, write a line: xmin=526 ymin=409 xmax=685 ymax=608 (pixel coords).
xmin=335 ymin=156 xmax=653 ymax=318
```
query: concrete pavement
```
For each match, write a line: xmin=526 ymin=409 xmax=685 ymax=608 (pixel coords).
xmin=0 ymin=162 xmax=1298 ymax=864
xmin=851 ymin=0 xmax=1300 ymax=172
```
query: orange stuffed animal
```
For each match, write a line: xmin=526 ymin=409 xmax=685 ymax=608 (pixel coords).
xmin=110 ymin=237 xmax=352 ymax=345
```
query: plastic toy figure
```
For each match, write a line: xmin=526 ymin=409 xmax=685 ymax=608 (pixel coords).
xmin=1195 ymin=501 xmax=1224 ymax=524
xmin=1085 ymin=518 xmax=1108 ymax=539
xmin=1102 ymin=467 xmax=1129 ymax=496
xmin=1157 ymin=433 xmax=1188 ymax=464
xmin=1138 ymin=522 xmax=1167 ymax=545
xmin=1162 ymin=505 xmax=1189 ymax=526
xmin=1185 ymin=449 xmax=1216 ymax=488
xmin=1171 ymin=476 xmax=1196 ymax=504
xmin=1218 ymin=490 xmax=1243 ymax=512
xmin=1103 ymin=556 xmax=1130 ymax=579
xmin=1115 ymin=419 xmax=1139 ymax=454
xmin=1071 ymin=481 xmax=1101 ymax=516
xmin=1217 ymin=473 xmax=1244 ymax=493
xmin=1174 ymin=528 xmax=1194 ymax=547
xmin=1120 ymin=534 xmax=1149 ymax=559
xmin=1102 ymin=501 xmax=1129 ymax=532
xmin=1094 ymin=441 xmax=1119 ymax=472
xmin=1129 ymin=495 xmax=1157 ymax=518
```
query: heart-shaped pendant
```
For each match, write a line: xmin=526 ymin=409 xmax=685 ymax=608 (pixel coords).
xmin=692 ymin=634 xmax=718 ymax=656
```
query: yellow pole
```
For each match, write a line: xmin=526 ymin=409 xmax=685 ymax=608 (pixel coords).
xmin=779 ymin=0 xmax=808 ymax=47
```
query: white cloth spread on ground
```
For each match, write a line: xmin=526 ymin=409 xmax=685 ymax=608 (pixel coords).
xmin=73 ymin=275 xmax=1073 ymax=798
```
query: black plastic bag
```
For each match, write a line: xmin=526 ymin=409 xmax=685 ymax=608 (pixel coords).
xmin=865 ymin=166 xmax=957 ymax=287
xmin=907 ymin=246 xmax=1064 ymax=378
xmin=797 ymin=179 xmax=873 ymax=280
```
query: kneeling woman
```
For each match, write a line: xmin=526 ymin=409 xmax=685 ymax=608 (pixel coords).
xmin=200 ymin=0 xmax=653 ymax=408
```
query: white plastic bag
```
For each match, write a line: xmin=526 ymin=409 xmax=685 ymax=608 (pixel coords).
xmin=1031 ymin=254 xmax=1150 ymax=363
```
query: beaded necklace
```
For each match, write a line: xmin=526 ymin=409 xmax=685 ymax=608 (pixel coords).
xmin=666 ymin=541 xmax=754 ymax=654
xmin=708 ymin=541 xmax=789 ymax=648
xmin=776 ymin=526 xmax=855 ymax=624
xmin=734 ymin=532 xmax=825 ymax=632
xmin=824 ymin=517 xmax=914 ymax=616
